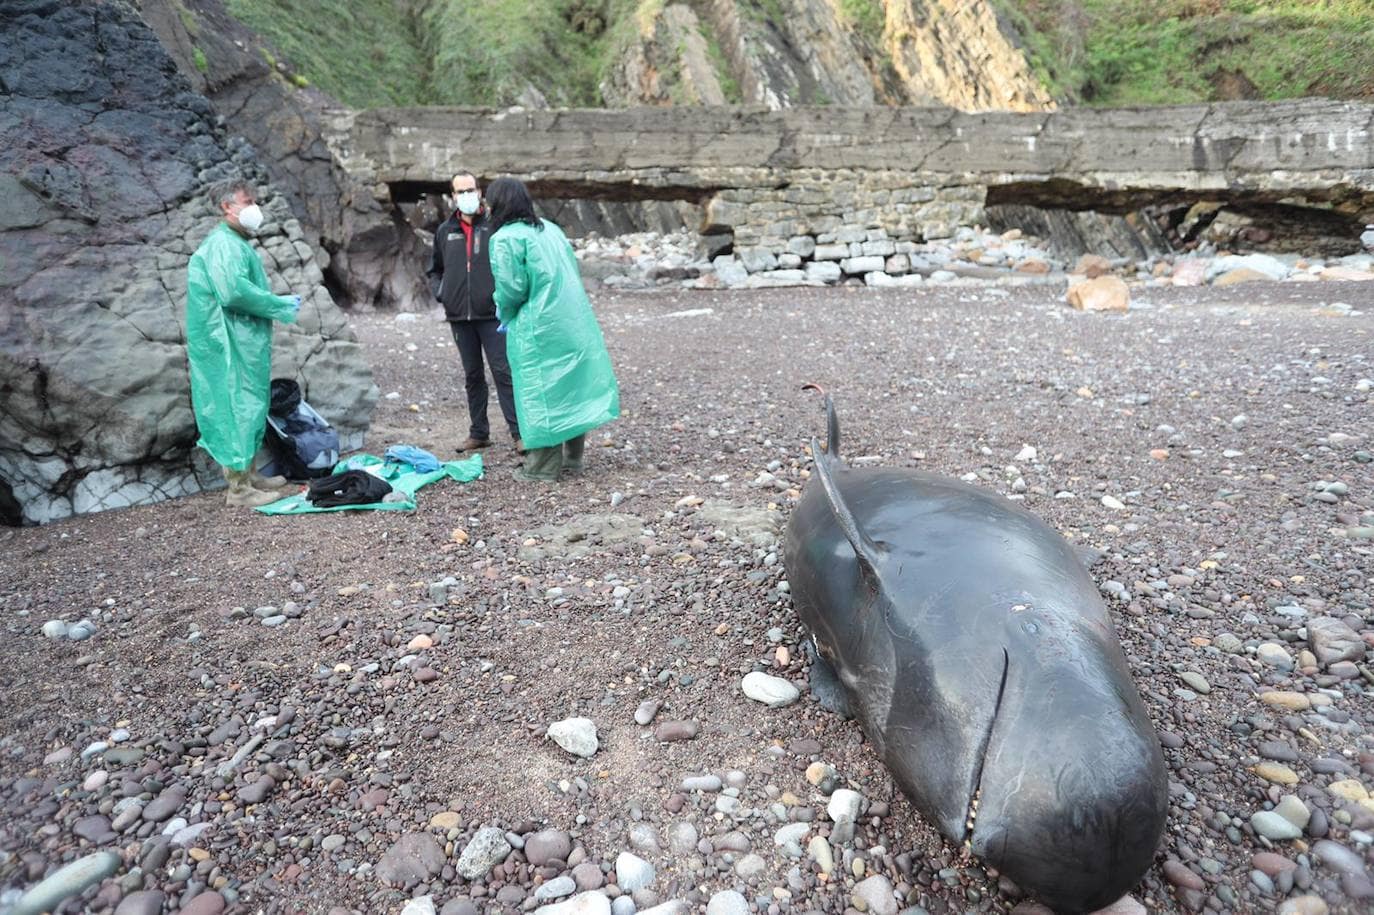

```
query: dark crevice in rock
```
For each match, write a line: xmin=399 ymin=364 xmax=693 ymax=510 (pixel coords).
xmin=987 ymin=182 xmax=1366 ymax=256
xmin=388 ymin=179 xmax=717 ymax=206
xmin=0 ymin=475 xmax=23 ymax=527
xmin=984 ymin=204 xmax=1171 ymax=261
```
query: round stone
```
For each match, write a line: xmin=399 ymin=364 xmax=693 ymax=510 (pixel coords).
xmin=741 ymin=671 xmax=799 ymax=707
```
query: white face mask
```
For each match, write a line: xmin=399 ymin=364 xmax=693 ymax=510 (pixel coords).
xmin=236 ymin=203 xmax=264 ymax=233
xmin=454 ymin=191 xmax=481 ymax=216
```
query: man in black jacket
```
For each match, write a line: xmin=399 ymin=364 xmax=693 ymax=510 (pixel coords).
xmin=427 ymin=173 xmax=521 ymax=453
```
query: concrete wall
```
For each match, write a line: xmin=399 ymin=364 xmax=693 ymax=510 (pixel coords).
xmin=325 ymin=100 xmax=1374 ymax=271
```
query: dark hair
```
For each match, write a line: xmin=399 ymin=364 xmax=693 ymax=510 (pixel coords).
xmin=485 ymin=177 xmax=543 ymax=233
xmin=207 ymin=178 xmax=254 ymax=209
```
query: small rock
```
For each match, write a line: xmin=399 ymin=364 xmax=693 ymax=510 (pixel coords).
xmin=238 ymin=775 xmax=276 ymax=804
xmin=456 ymin=827 xmax=512 ymax=880
xmin=808 ymin=835 xmax=835 ymax=875
xmin=1255 ymin=762 xmax=1300 ymax=786
xmin=634 ymin=700 xmax=660 ymax=726
xmin=141 ymin=788 xmax=184 ymax=822
xmin=1066 ymin=276 xmax=1129 ymax=312
xmin=534 ymin=893 xmax=611 ymax=915
xmin=852 ymin=874 xmax=898 ymax=915
xmin=535 ymin=877 xmax=577 ymax=902
xmin=1251 ymin=811 xmax=1303 ymax=841
xmin=1276 ymin=795 xmax=1311 ymax=830
xmin=1162 ymin=860 xmax=1204 ymax=891
xmin=179 ymin=893 xmax=227 ymax=915
xmin=546 ymin=717 xmax=598 ymax=757
xmin=376 ymin=833 xmax=446 ymax=885
xmin=705 ymin=890 xmax=749 ymax=915
xmin=401 ymin=897 xmax=437 ymax=915
xmin=524 ymin=829 xmax=572 ymax=866
xmin=114 ymin=890 xmax=166 ymax=915
xmin=1278 ymin=896 xmax=1329 ymax=915
xmin=741 ymin=671 xmax=799 ymax=707
xmin=429 ymin=811 xmax=461 ymax=831
xmin=653 ymin=720 xmax=697 ymax=742
xmin=615 ymin=851 xmax=655 ymax=891
xmin=1257 ymin=643 xmax=1295 ymax=670
xmin=827 ymin=789 xmax=862 ymax=825
xmin=10 ymin=852 xmax=123 ymax=915
xmin=682 ymin=774 xmax=722 ymax=792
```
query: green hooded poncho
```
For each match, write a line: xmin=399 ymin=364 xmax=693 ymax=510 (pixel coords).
xmin=491 ymin=219 xmax=619 ymax=450
xmin=185 ymin=222 xmax=298 ymax=471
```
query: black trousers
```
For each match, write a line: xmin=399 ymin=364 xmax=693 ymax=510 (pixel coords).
xmin=450 ymin=319 xmax=519 ymax=441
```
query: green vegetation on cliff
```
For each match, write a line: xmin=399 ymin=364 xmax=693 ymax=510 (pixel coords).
xmin=224 ymin=0 xmax=1374 ymax=109
xmin=996 ymin=0 xmax=1374 ymax=105
xmin=224 ymin=0 xmax=431 ymax=105
xmin=417 ymin=0 xmax=643 ymax=107
xmin=224 ymin=0 xmax=642 ymax=108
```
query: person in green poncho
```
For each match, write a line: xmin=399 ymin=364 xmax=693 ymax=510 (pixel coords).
xmin=487 ymin=177 xmax=620 ymax=482
xmin=185 ymin=179 xmax=301 ymax=507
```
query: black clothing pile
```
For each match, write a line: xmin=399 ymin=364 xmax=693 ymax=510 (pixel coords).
xmin=306 ymin=470 xmax=392 ymax=508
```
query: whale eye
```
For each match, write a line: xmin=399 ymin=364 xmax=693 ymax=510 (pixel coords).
xmin=1021 ymin=620 xmax=1039 ymax=635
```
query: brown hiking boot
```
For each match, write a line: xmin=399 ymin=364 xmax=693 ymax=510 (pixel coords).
xmin=455 ymin=437 xmax=491 ymax=453
xmin=248 ymin=469 xmax=292 ymax=491
xmin=223 ymin=469 xmax=281 ymax=508
xmin=513 ymin=438 xmax=526 ymax=455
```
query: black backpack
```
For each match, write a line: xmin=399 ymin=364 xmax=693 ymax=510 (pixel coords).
xmin=263 ymin=379 xmax=340 ymax=480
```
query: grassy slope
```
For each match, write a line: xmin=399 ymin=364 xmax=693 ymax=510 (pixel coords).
xmin=417 ymin=0 xmax=643 ymax=105
xmin=995 ymin=0 xmax=1374 ymax=105
xmin=222 ymin=0 xmax=1374 ymax=108
xmin=223 ymin=0 xmax=431 ymax=106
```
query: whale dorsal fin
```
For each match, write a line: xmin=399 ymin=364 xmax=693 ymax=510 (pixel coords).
xmin=823 ymin=393 xmax=841 ymax=458
xmin=802 ymin=384 xmax=842 ymax=458
xmin=811 ymin=436 xmax=884 ymax=578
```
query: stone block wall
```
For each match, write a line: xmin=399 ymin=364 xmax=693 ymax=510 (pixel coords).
xmin=710 ymin=171 xmax=984 ymax=284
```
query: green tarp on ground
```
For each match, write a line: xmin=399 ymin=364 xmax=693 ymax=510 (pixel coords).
xmin=256 ymin=453 xmax=483 ymax=515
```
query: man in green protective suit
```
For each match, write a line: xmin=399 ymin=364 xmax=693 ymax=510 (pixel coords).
xmin=185 ymin=180 xmax=301 ymax=507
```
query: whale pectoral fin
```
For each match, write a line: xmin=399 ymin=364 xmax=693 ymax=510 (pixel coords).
xmin=811 ymin=437 xmax=885 ymax=584
xmin=804 ymin=638 xmax=854 ymax=719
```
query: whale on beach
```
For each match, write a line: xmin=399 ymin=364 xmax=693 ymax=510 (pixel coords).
xmin=783 ymin=391 xmax=1169 ymax=913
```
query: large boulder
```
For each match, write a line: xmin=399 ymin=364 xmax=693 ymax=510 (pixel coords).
xmin=0 ymin=1 xmax=376 ymax=524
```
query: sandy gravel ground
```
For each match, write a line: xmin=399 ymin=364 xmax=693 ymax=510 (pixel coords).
xmin=1 ymin=279 xmax=1372 ymax=915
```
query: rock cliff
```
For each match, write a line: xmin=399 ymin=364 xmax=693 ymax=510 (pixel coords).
xmin=603 ymin=0 xmax=1052 ymax=111
xmin=0 ymin=0 xmax=377 ymax=524
xmin=136 ymin=0 xmax=429 ymax=313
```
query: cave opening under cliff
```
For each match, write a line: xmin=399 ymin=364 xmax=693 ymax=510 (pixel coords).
xmin=388 ymin=179 xmax=710 ymax=239
xmin=986 ymin=180 xmax=1368 ymax=257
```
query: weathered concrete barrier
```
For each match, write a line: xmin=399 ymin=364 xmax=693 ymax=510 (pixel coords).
xmin=322 ymin=102 xmax=1374 ymax=282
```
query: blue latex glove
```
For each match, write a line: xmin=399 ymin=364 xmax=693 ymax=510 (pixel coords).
xmin=496 ymin=323 xmax=508 ymax=334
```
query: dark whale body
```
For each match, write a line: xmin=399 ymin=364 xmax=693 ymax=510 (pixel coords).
xmin=783 ymin=397 xmax=1168 ymax=913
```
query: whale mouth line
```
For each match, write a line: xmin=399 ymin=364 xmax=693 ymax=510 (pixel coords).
xmin=963 ymin=646 xmax=1010 ymax=849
